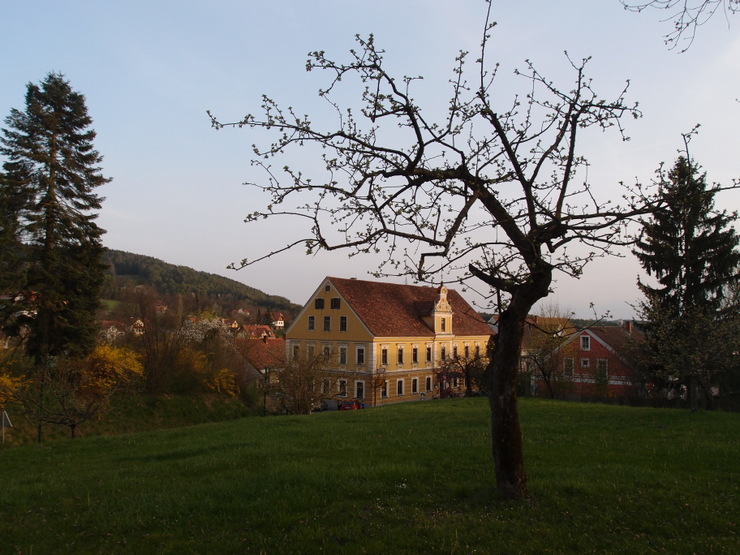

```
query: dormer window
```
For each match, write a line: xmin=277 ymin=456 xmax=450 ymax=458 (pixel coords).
xmin=580 ymin=335 xmax=591 ymax=351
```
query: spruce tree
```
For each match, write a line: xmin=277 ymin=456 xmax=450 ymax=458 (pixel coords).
xmin=0 ymin=73 xmax=110 ymax=361
xmin=633 ymin=155 xmax=740 ymax=408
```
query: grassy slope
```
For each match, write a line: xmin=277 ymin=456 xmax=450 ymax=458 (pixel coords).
xmin=1 ymin=398 xmax=737 ymax=554
xmin=2 ymin=393 xmax=256 ymax=445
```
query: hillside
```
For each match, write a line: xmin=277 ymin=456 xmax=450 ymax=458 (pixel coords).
xmin=103 ymin=249 xmax=301 ymax=317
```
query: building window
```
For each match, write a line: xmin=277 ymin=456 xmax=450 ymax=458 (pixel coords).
xmin=381 ymin=348 xmax=388 ymax=366
xmin=464 ymin=345 xmax=470 ymax=359
xmin=381 ymin=380 xmax=388 ymax=398
xmin=323 ymin=316 xmax=331 ymax=331
xmin=308 ymin=316 xmax=315 ymax=331
xmin=322 ymin=379 xmax=331 ymax=394
xmin=356 ymin=347 xmax=365 ymax=365
xmin=397 ymin=347 xmax=404 ymax=365
xmin=563 ymin=358 xmax=574 ymax=378
xmin=412 ymin=378 xmax=419 ymax=394
xmin=412 ymin=347 xmax=418 ymax=364
xmin=453 ymin=345 xmax=458 ymax=359
xmin=580 ymin=335 xmax=591 ymax=351
xmin=425 ymin=376 xmax=432 ymax=391
xmin=325 ymin=285 xmax=331 ymax=292
xmin=475 ymin=344 xmax=481 ymax=357
xmin=396 ymin=379 xmax=404 ymax=396
xmin=581 ymin=358 xmax=590 ymax=368
xmin=339 ymin=316 xmax=347 ymax=332
xmin=322 ymin=345 xmax=331 ymax=359
xmin=315 ymin=298 xmax=325 ymax=310
xmin=356 ymin=381 xmax=365 ymax=399
xmin=441 ymin=318 xmax=447 ymax=332
xmin=426 ymin=346 xmax=432 ymax=362
xmin=338 ymin=379 xmax=347 ymax=397
xmin=339 ymin=347 xmax=347 ymax=365
xmin=331 ymin=298 xmax=341 ymax=309
xmin=441 ymin=347 xmax=447 ymax=360
xmin=307 ymin=344 xmax=315 ymax=358
xmin=596 ymin=359 xmax=609 ymax=381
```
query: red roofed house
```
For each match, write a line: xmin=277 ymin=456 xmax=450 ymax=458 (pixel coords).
xmin=531 ymin=322 xmax=644 ymax=400
xmin=238 ymin=324 xmax=276 ymax=340
xmin=285 ymin=276 xmax=493 ymax=406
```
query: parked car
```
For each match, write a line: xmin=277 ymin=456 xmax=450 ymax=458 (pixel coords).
xmin=338 ymin=400 xmax=364 ymax=410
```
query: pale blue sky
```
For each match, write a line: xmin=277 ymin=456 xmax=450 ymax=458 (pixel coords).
xmin=2 ymin=1 xmax=738 ymax=318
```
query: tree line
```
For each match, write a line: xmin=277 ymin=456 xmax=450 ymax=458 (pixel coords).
xmin=104 ymin=249 xmax=300 ymax=318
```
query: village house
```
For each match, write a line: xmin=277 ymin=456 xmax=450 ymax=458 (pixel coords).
xmin=269 ymin=312 xmax=285 ymax=329
xmin=285 ymin=276 xmax=493 ymax=406
xmin=238 ymin=324 xmax=276 ymax=340
xmin=521 ymin=320 xmax=644 ymax=400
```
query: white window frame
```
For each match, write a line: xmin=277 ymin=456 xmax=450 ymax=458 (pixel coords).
xmin=580 ymin=335 xmax=591 ymax=351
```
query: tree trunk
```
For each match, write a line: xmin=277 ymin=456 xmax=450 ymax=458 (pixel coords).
xmin=487 ymin=268 xmax=552 ymax=499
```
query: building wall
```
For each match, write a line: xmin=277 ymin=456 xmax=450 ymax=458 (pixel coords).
xmin=286 ymin=280 xmax=490 ymax=406
xmin=533 ymin=331 xmax=639 ymax=399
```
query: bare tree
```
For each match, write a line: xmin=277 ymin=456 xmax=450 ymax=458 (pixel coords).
xmin=621 ymin=0 xmax=738 ymax=50
xmin=520 ymin=305 xmax=577 ymax=399
xmin=210 ymin=3 xmax=670 ymax=498
xmin=271 ymin=351 xmax=358 ymax=415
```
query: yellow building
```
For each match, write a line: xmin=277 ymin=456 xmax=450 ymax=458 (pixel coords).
xmin=285 ymin=276 xmax=493 ymax=407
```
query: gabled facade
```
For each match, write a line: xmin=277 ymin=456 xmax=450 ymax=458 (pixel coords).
xmin=526 ymin=322 xmax=643 ymax=399
xmin=270 ymin=312 xmax=285 ymax=329
xmin=285 ymin=277 xmax=492 ymax=406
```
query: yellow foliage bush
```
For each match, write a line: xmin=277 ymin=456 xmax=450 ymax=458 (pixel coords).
xmin=79 ymin=344 xmax=144 ymax=397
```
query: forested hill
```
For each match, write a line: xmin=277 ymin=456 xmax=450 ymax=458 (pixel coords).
xmin=103 ymin=250 xmax=300 ymax=315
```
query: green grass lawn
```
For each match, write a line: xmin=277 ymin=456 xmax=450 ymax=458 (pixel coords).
xmin=1 ymin=398 xmax=737 ymax=554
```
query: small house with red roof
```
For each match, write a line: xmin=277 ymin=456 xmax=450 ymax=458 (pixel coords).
xmin=529 ymin=321 xmax=644 ymax=400
xmin=285 ymin=276 xmax=493 ymax=406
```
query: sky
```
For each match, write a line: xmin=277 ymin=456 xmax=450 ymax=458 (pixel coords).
xmin=2 ymin=0 xmax=738 ymax=319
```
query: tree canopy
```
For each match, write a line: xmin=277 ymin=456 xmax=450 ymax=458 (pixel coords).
xmin=633 ymin=150 xmax=739 ymax=408
xmin=621 ymin=0 xmax=739 ymax=50
xmin=0 ymin=72 xmax=109 ymax=361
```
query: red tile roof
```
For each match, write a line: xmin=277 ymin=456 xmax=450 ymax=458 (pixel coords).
xmin=240 ymin=337 xmax=285 ymax=370
xmin=588 ymin=325 xmax=644 ymax=354
xmin=328 ymin=277 xmax=492 ymax=338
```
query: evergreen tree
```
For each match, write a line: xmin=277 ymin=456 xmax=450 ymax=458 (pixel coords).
xmin=0 ymin=73 xmax=110 ymax=361
xmin=633 ymin=155 xmax=740 ymax=408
